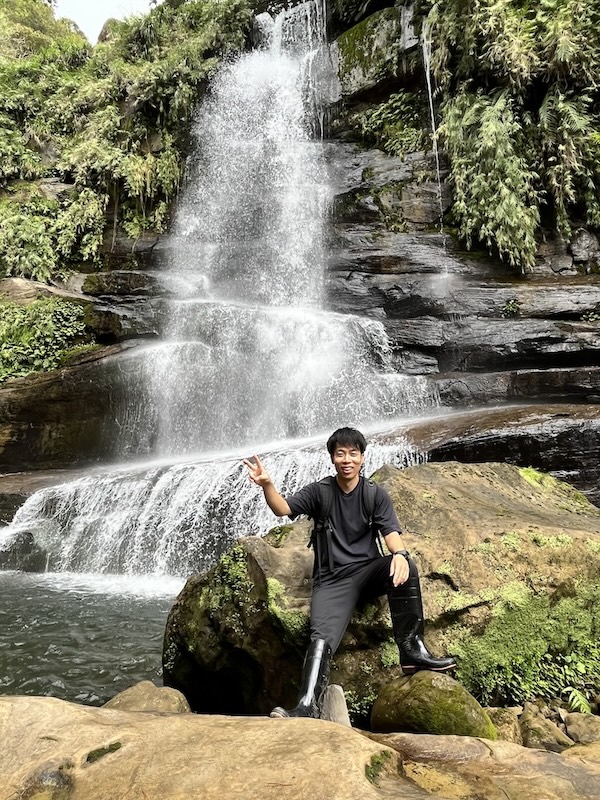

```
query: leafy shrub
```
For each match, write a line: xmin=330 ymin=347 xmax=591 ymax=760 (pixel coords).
xmin=0 ymin=190 xmax=107 ymax=281
xmin=357 ymin=90 xmax=429 ymax=158
xmin=0 ymin=0 xmax=253 ymax=280
xmin=416 ymin=0 xmax=600 ymax=270
xmin=0 ymin=296 xmax=93 ymax=381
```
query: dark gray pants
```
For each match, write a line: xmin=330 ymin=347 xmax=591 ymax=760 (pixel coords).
xmin=310 ymin=555 xmax=416 ymax=653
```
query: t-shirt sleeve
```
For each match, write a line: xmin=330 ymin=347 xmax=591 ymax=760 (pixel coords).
xmin=373 ymin=485 xmax=402 ymax=536
xmin=285 ymin=481 xmax=321 ymax=520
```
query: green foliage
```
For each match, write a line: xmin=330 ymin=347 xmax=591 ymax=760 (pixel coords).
xmin=0 ymin=0 xmax=252 ymax=280
xmin=0 ymin=197 xmax=59 ymax=281
xmin=566 ymin=686 xmax=592 ymax=714
xmin=441 ymin=88 xmax=540 ymax=269
xmin=379 ymin=639 xmax=400 ymax=668
xmin=455 ymin=582 xmax=600 ymax=706
xmin=0 ymin=0 xmax=79 ymax=59
xmin=417 ymin=0 xmax=600 ymax=270
xmin=365 ymin=750 xmax=393 ymax=784
xmin=0 ymin=296 xmax=92 ymax=381
xmin=357 ymin=91 xmax=429 ymax=158
xmin=0 ymin=189 xmax=107 ymax=280
xmin=581 ymin=310 xmax=600 ymax=322
xmin=501 ymin=298 xmax=521 ymax=317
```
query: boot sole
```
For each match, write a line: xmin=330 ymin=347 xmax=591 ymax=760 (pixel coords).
xmin=401 ymin=663 xmax=457 ymax=675
xmin=269 ymin=708 xmax=289 ymax=718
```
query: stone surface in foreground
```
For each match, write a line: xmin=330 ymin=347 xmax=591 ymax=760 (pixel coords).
xmin=3 ymin=696 xmax=600 ymax=800
xmin=0 ymin=696 xmax=404 ymax=800
xmin=369 ymin=731 xmax=600 ymax=799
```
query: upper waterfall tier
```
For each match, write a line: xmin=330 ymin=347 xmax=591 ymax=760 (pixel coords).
xmin=129 ymin=0 xmax=436 ymax=458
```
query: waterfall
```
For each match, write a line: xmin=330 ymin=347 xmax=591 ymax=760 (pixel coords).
xmin=1 ymin=0 xmax=439 ymax=577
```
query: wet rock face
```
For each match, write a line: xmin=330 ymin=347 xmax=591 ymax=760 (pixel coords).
xmin=0 ymin=531 xmax=46 ymax=572
xmin=328 ymin=0 xmax=397 ymax=35
xmin=0 ymin=343 xmax=155 ymax=472
xmin=406 ymin=404 xmax=600 ymax=506
xmin=335 ymin=6 xmax=419 ymax=100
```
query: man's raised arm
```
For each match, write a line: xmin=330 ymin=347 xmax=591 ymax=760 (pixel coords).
xmin=243 ymin=455 xmax=292 ymax=517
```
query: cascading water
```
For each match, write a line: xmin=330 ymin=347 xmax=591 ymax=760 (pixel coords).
xmin=1 ymin=0 xmax=438 ymax=578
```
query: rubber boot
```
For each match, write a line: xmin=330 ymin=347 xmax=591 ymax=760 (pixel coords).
xmin=270 ymin=638 xmax=332 ymax=718
xmin=388 ymin=564 xmax=456 ymax=675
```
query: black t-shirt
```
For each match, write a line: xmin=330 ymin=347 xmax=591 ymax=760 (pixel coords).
xmin=285 ymin=476 xmax=401 ymax=573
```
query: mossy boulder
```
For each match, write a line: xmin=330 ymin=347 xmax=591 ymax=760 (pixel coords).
xmin=162 ymin=534 xmax=315 ymax=715
xmin=371 ymin=671 xmax=497 ymax=738
xmin=335 ymin=6 xmax=419 ymax=101
xmin=163 ymin=462 xmax=600 ymax=723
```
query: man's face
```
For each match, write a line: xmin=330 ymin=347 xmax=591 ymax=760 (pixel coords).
xmin=331 ymin=444 xmax=364 ymax=482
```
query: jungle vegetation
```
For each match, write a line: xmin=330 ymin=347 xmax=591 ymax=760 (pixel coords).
xmin=0 ymin=296 xmax=93 ymax=381
xmin=0 ymin=0 xmax=252 ymax=284
xmin=415 ymin=0 xmax=600 ymax=270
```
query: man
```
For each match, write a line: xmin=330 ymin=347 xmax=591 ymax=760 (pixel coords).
xmin=243 ymin=426 xmax=455 ymax=719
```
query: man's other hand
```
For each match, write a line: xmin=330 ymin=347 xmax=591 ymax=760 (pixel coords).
xmin=390 ymin=552 xmax=409 ymax=587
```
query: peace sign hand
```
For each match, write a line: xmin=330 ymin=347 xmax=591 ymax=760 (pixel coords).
xmin=243 ymin=455 xmax=272 ymax=487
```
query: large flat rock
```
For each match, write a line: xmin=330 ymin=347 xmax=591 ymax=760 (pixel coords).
xmin=0 ymin=696 xmax=409 ymax=800
xmin=2 ymin=695 xmax=600 ymax=800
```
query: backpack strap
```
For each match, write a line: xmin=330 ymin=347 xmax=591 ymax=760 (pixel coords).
xmin=361 ymin=479 xmax=386 ymax=556
xmin=307 ymin=476 xmax=336 ymax=576
xmin=317 ymin=475 xmax=335 ymax=524
xmin=361 ymin=478 xmax=377 ymax=529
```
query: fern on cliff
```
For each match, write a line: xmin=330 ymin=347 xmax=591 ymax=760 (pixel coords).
xmin=441 ymin=89 xmax=540 ymax=268
xmin=0 ymin=297 xmax=92 ymax=382
xmin=417 ymin=0 xmax=600 ymax=269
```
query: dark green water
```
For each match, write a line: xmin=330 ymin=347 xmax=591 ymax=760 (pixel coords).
xmin=0 ymin=571 xmax=183 ymax=705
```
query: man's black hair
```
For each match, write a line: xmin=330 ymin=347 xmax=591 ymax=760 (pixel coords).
xmin=326 ymin=427 xmax=367 ymax=456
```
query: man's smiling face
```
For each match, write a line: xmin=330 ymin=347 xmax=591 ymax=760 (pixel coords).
xmin=331 ymin=444 xmax=364 ymax=483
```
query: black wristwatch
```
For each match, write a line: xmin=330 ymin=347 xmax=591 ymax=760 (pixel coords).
xmin=393 ymin=550 xmax=410 ymax=560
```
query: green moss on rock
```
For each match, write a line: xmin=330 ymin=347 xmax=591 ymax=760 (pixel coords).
xmin=371 ymin=671 xmax=497 ymax=738
xmin=379 ymin=639 xmax=400 ymax=668
xmin=264 ymin=525 xmax=295 ymax=549
xmin=519 ymin=467 xmax=597 ymax=513
xmin=454 ymin=581 xmax=600 ymax=706
xmin=266 ymin=577 xmax=309 ymax=647
xmin=85 ymin=741 xmax=122 ymax=763
xmin=365 ymin=749 xmax=393 ymax=784
xmin=336 ymin=8 xmax=406 ymax=97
